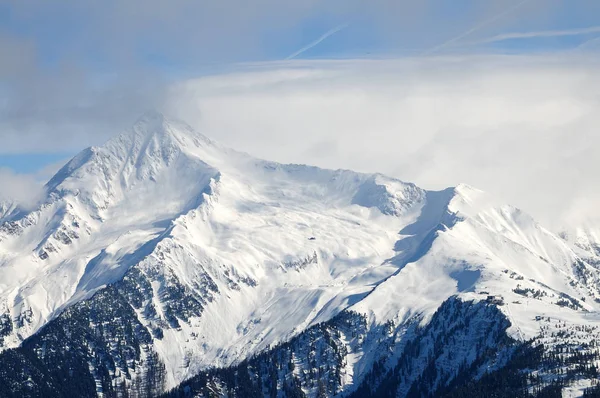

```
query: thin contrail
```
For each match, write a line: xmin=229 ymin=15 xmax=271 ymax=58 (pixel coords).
xmin=286 ymin=23 xmax=350 ymax=60
xmin=578 ymin=35 xmax=600 ymax=50
xmin=423 ymin=0 xmax=533 ymax=55
xmin=467 ymin=26 xmax=600 ymax=45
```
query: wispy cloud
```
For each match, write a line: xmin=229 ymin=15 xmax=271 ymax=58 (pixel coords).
xmin=285 ymin=23 xmax=350 ymax=60
xmin=467 ymin=26 xmax=600 ymax=45
xmin=0 ymin=168 xmax=44 ymax=211
xmin=423 ymin=0 xmax=533 ymax=54
xmin=578 ymin=35 xmax=600 ymax=49
xmin=1 ymin=0 xmax=593 ymax=155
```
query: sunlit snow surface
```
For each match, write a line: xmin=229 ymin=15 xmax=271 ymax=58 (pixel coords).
xmin=1 ymin=112 xmax=600 ymax=389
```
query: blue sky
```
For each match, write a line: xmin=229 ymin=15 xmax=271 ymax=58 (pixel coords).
xmin=0 ymin=154 xmax=72 ymax=175
xmin=1 ymin=0 xmax=600 ymax=176
xmin=2 ymin=1 xmax=599 ymax=69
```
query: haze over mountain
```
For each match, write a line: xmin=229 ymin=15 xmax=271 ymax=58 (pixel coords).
xmin=0 ymin=112 xmax=599 ymax=397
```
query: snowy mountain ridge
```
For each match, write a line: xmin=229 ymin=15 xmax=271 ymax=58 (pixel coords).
xmin=0 ymin=199 xmax=17 ymax=222
xmin=1 ymin=112 xmax=600 ymax=397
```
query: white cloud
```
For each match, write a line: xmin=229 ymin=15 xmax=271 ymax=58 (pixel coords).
xmin=465 ymin=26 xmax=600 ymax=46
xmin=2 ymin=53 xmax=600 ymax=229
xmin=422 ymin=0 xmax=534 ymax=55
xmin=0 ymin=168 xmax=44 ymax=211
xmin=166 ymin=54 xmax=600 ymax=228
xmin=2 ymin=0 xmax=596 ymax=156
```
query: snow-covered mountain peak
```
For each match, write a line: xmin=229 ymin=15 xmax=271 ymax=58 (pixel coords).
xmin=0 ymin=198 xmax=17 ymax=221
xmin=124 ymin=110 xmax=215 ymax=151
xmin=134 ymin=109 xmax=170 ymax=127
xmin=44 ymin=112 xmax=223 ymax=217
xmin=2 ymin=113 xmax=600 ymax=396
xmin=560 ymin=223 xmax=600 ymax=258
xmin=351 ymin=174 xmax=425 ymax=216
xmin=0 ymin=112 xmax=431 ymax=353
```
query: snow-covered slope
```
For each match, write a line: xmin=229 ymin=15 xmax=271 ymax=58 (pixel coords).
xmin=1 ymin=112 xmax=600 ymax=396
xmin=0 ymin=112 xmax=426 ymax=378
xmin=353 ymin=185 xmax=600 ymax=332
xmin=0 ymin=198 xmax=17 ymax=221
xmin=561 ymin=224 xmax=600 ymax=261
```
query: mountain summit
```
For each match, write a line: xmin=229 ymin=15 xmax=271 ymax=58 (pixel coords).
xmin=1 ymin=113 xmax=600 ymax=397
xmin=46 ymin=111 xmax=220 ymax=212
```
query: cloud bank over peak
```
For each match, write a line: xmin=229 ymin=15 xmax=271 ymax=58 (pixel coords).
xmin=0 ymin=168 xmax=44 ymax=211
xmin=2 ymin=0 xmax=600 ymax=229
xmin=166 ymin=55 xmax=600 ymax=228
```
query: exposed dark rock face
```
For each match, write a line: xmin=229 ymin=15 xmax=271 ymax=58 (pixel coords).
xmin=1 ymin=294 xmax=599 ymax=397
